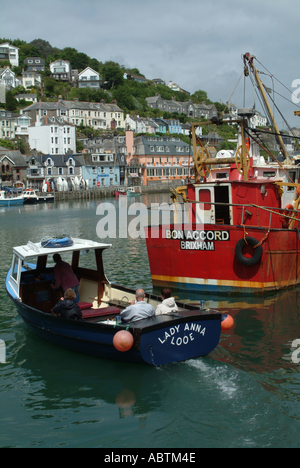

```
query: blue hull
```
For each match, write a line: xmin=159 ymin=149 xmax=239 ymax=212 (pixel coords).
xmin=8 ymin=295 xmax=222 ymax=366
xmin=0 ymin=199 xmax=24 ymax=207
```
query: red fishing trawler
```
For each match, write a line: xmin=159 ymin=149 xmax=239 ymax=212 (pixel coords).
xmin=146 ymin=53 xmax=300 ymax=295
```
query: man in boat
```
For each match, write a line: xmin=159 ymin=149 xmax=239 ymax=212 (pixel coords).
xmin=51 ymin=254 xmax=80 ymax=303
xmin=155 ymin=288 xmax=178 ymax=315
xmin=52 ymin=289 xmax=82 ymax=320
xmin=120 ymin=289 xmax=155 ymax=323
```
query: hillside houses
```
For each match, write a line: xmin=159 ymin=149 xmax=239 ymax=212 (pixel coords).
xmin=146 ymin=94 xmax=218 ymax=120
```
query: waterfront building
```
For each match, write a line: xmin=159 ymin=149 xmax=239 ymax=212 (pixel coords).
xmin=28 ymin=115 xmax=76 ymax=155
xmin=0 ymin=148 xmax=27 ymax=186
xmin=80 ymin=152 xmax=121 ymax=188
xmin=128 ymin=134 xmax=193 ymax=186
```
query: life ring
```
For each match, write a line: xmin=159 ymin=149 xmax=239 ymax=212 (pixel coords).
xmin=41 ymin=236 xmax=74 ymax=248
xmin=235 ymin=236 xmax=263 ymax=266
xmin=281 ymin=204 xmax=294 ymax=228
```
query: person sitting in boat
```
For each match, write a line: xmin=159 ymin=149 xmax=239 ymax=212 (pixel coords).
xmin=155 ymin=288 xmax=178 ymax=315
xmin=51 ymin=254 xmax=80 ymax=303
xmin=52 ymin=289 xmax=82 ymax=320
xmin=120 ymin=289 xmax=155 ymax=323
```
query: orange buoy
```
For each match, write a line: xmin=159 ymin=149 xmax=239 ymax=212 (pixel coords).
xmin=113 ymin=330 xmax=134 ymax=352
xmin=221 ymin=314 xmax=234 ymax=331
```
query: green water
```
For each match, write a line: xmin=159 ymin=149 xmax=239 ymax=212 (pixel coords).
xmin=1 ymin=194 xmax=300 ymax=448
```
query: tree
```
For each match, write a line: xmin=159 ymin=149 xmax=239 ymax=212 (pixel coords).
xmin=29 ymin=39 xmax=56 ymax=59
xmin=5 ymin=91 xmax=18 ymax=111
xmin=112 ymin=84 xmax=135 ymax=111
xmin=191 ymin=89 xmax=212 ymax=104
xmin=101 ymin=63 xmax=124 ymax=89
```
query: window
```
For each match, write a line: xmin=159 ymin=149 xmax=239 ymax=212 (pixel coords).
xmin=11 ymin=256 xmax=19 ymax=283
xmin=198 ymin=189 xmax=211 ymax=211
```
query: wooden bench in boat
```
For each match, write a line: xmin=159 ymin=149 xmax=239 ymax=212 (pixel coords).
xmin=78 ymin=302 xmax=120 ymax=319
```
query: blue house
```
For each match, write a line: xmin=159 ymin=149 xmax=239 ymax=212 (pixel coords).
xmin=165 ymin=119 xmax=182 ymax=134
xmin=80 ymin=153 xmax=120 ymax=188
xmin=153 ymin=118 xmax=168 ymax=133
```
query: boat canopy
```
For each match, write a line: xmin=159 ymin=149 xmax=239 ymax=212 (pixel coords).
xmin=13 ymin=238 xmax=111 ymax=261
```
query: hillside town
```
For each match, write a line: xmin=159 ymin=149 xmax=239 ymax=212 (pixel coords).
xmin=0 ymin=41 xmax=296 ymax=191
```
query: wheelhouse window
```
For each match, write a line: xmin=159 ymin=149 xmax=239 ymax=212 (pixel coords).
xmin=198 ymin=189 xmax=211 ymax=211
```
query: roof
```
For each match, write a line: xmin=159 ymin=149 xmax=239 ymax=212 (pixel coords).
xmin=29 ymin=115 xmax=74 ymax=127
xmin=0 ymin=150 xmax=27 ymax=167
xmin=38 ymin=154 xmax=81 ymax=167
xmin=22 ymin=101 xmax=69 ymax=112
xmin=62 ymin=99 xmax=123 ymax=113
xmin=13 ymin=238 xmax=111 ymax=260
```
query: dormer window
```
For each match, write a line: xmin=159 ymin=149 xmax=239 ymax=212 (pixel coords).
xmin=47 ymin=158 xmax=52 ymax=166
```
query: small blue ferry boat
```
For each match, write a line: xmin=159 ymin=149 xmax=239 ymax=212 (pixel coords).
xmin=6 ymin=237 xmax=231 ymax=365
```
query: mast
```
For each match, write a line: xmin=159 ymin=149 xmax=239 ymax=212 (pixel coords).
xmin=243 ymin=53 xmax=291 ymax=164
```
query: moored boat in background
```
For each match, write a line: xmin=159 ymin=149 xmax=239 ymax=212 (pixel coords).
xmin=0 ymin=190 xmax=24 ymax=207
xmin=22 ymin=189 xmax=54 ymax=204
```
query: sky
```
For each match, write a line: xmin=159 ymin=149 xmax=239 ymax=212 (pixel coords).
xmin=1 ymin=0 xmax=300 ymax=128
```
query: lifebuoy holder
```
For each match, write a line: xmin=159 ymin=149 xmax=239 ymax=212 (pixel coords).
xmin=235 ymin=236 xmax=263 ymax=266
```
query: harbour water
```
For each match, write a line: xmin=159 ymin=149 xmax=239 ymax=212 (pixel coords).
xmin=1 ymin=193 xmax=300 ymax=448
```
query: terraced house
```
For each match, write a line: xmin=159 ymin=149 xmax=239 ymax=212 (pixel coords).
xmin=63 ymin=98 xmax=125 ymax=130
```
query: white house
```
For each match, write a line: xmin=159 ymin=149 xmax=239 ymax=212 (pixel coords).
xmin=125 ymin=114 xmax=159 ymax=133
xmin=22 ymin=70 xmax=42 ymax=89
xmin=78 ymin=67 xmax=102 ymax=89
xmin=0 ymin=43 xmax=19 ymax=67
xmin=0 ymin=67 xmax=21 ymax=89
xmin=28 ymin=115 xmax=76 ymax=155
xmin=15 ymin=114 xmax=32 ymax=138
xmin=50 ymin=59 xmax=72 ymax=81
xmin=250 ymin=111 xmax=268 ymax=128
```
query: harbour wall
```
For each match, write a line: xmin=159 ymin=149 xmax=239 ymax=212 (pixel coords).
xmin=52 ymin=180 xmax=183 ymax=201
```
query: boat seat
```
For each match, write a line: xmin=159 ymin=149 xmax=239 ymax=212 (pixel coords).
xmin=81 ymin=306 xmax=120 ymax=319
xmin=78 ymin=302 xmax=93 ymax=311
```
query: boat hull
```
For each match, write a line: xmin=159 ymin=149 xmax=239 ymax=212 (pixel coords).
xmin=23 ymin=196 xmax=54 ymax=204
xmin=7 ymin=287 xmax=222 ymax=366
xmin=0 ymin=198 xmax=24 ymax=206
xmin=145 ymin=224 xmax=300 ymax=295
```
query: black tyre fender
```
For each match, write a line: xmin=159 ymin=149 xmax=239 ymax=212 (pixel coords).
xmin=235 ymin=236 xmax=263 ymax=266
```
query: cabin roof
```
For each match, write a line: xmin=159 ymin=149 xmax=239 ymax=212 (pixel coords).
xmin=13 ymin=238 xmax=111 ymax=260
